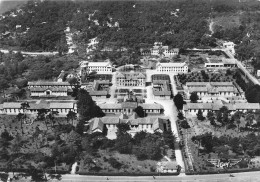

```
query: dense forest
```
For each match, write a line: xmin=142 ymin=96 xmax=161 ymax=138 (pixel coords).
xmin=0 ymin=0 xmax=259 ymax=56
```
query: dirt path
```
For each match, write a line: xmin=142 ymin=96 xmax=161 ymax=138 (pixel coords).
xmin=209 ymin=19 xmax=214 ymax=35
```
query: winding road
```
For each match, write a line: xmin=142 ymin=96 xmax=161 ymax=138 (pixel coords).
xmin=0 ymin=48 xmax=58 ymax=56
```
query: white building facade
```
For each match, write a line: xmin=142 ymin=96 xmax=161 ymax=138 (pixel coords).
xmin=80 ymin=61 xmax=112 ymax=76
xmin=156 ymin=62 xmax=188 ymax=74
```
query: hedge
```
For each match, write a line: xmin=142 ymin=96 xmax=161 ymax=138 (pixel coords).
xmin=77 ymin=172 xmax=179 ymax=176
xmin=0 ymin=168 xmax=69 ymax=174
xmin=185 ymin=168 xmax=260 ymax=175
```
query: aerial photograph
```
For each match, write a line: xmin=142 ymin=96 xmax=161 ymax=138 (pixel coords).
xmin=0 ymin=0 xmax=260 ymax=181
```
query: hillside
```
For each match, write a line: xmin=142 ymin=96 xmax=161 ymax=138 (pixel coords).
xmin=0 ymin=0 xmax=28 ymax=15
xmin=0 ymin=0 xmax=260 ymax=69
xmin=0 ymin=0 xmax=212 ymax=52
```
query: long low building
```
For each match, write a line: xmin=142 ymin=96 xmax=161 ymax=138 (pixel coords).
xmin=183 ymin=101 xmax=260 ymax=116
xmin=87 ymin=116 xmax=169 ymax=139
xmin=156 ymin=62 xmax=188 ymax=74
xmin=88 ymin=80 xmax=110 ymax=99
xmin=205 ymin=58 xmax=237 ymax=69
xmin=185 ymin=82 xmax=243 ymax=99
xmin=28 ymin=81 xmax=72 ymax=97
xmin=30 ymin=87 xmax=68 ymax=97
xmin=98 ymin=102 xmax=164 ymax=115
xmin=0 ymin=100 xmax=77 ymax=115
xmin=153 ymin=80 xmax=172 ymax=99
xmin=28 ymin=81 xmax=71 ymax=88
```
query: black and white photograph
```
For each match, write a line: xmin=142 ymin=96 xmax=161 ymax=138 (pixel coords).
xmin=0 ymin=0 xmax=260 ymax=181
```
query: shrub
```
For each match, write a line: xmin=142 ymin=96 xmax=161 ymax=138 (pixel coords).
xmin=150 ymin=166 xmax=156 ymax=172
xmin=108 ymin=157 xmax=122 ymax=170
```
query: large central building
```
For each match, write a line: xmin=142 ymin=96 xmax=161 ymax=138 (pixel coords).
xmin=116 ymin=72 xmax=146 ymax=87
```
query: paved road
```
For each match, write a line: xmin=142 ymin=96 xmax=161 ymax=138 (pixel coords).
xmin=47 ymin=171 xmax=260 ymax=182
xmin=8 ymin=171 xmax=260 ymax=182
xmin=145 ymin=72 xmax=185 ymax=172
xmin=0 ymin=49 xmax=58 ymax=56
xmin=224 ymin=49 xmax=260 ymax=86
xmin=188 ymin=48 xmax=260 ymax=86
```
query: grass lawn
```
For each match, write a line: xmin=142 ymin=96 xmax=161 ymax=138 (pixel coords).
xmin=78 ymin=150 xmax=158 ymax=173
xmin=181 ymin=114 xmax=259 ymax=173
xmin=187 ymin=116 xmax=249 ymax=138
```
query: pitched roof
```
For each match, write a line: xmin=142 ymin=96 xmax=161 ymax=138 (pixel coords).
xmin=184 ymin=102 xmax=260 ymax=111
xmin=119 ymin=113 xmax=128 ymax=119
xmin=189 ymin=87 xmax=208 ymax=92
xmin=156 ymin=62 xmax=187 ymax=67
xmin=121 ymin=102 xmax=138 ymax=108
xmin=89 ymin=80 xmax=109 ymax=96
xmin=49 ymin=102 xmax=74 ymax=109
xmin=186 ymin=82 xmax=234 ymax=87
xmin=117 ymin=72 xmax=125 ymax=78
xmin=88 ymin=62 xmax=112 ymax=67
xmin=29 ymin=100 xmax=50 ymax=110
xmin=99 ymin=104 xmax=122 ymax=110
xmin=236 ymin=103 xmax=260 ymax=110
xmin=0 ymin=104 xmax=3 ymax=110
xmin=222 ymin=58 xmax=236 ymax=64
xmin=101 ymin=117 xmax=120 ymax=124
xmin=3 ymin=102 xmax=21 ymax=108
xmin=152 ymin=118 xmax=165 ymax=131
xmin=91 ymin=118 xmax=104 ymax=132
xmin=116 ymin=72 xmax=146 ymax=80
xmin=90 ymin=117 xmax=165 ymax=127
xmin=140 ymin=103 xmax=164 ymax=110
xmin=28 ymin=82 xmax=70 ymax=86
xmin=89 ymin=90 xmax=108 ymax=96
xmin=30 ymin=87 xmax=68 ymax=92
xmin=153 ymin=80 xmax=171 ymax=96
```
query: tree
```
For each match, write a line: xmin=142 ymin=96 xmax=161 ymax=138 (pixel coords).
xmin=14 ymin=51 xmax=24 ymax=62
xmin=177 ymin=112 xmax=184 ymax=120
xmin=163 ymin=130 xmax=176 ymax=150
xmin=180 ymin=119 xmax=190 ymax=129
xmin=77 ymin=89 xmax=104 ymax=121
xmin=46 ymin=111 xmax=59 ymax=128
xmin=233 ymin=111 xmax=242 ymax=130
xmin=16 ymin=79 xmax=28 ymax=89
xmin=134 ymin=133 xmax=164 ymax=160
xmin=66 ymin=111 xmax=77 ymax=125
xmin=68 ymin=77 xmax=79 ymax=86
xmin=0 ymin=78 xmax=9 ymax=97
xmin=17 ymin=102 xmax=30 ymax=134
xmin=116 ymin=123 xmax=130 ymax=135
xmin=245 ymin=85 xmax=260 ymax=103
xmin=0 ymin=130 xmax=13 ymax=161
xmin=133 ymin=131 xmax=147 ymax=145
xmin=114 ymin=132 xmax=132 ymax=154
xmin=207 ymin=111 xmax=214 ymax=120
xmin=75 ymin=120 xmax=85 ymax=135
xmin=36 ymin=109 xmax=50 ymax=129
xmin=190 ymin=92 xmax=199 ymax=103
xmin=108 ymin=157 xmax=122 ymax=170
xmin=57 ymin=38 xmax=68 ymax=56
xmin=174 ymin=93 xmax=185 ymax=111
xmin=197 ymin=109 xmax=205 ymax=121
xmin=134 ymin=106 xmax=146 ymax=117
xmin=10 ymin=133 xmax=23 ymax=155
